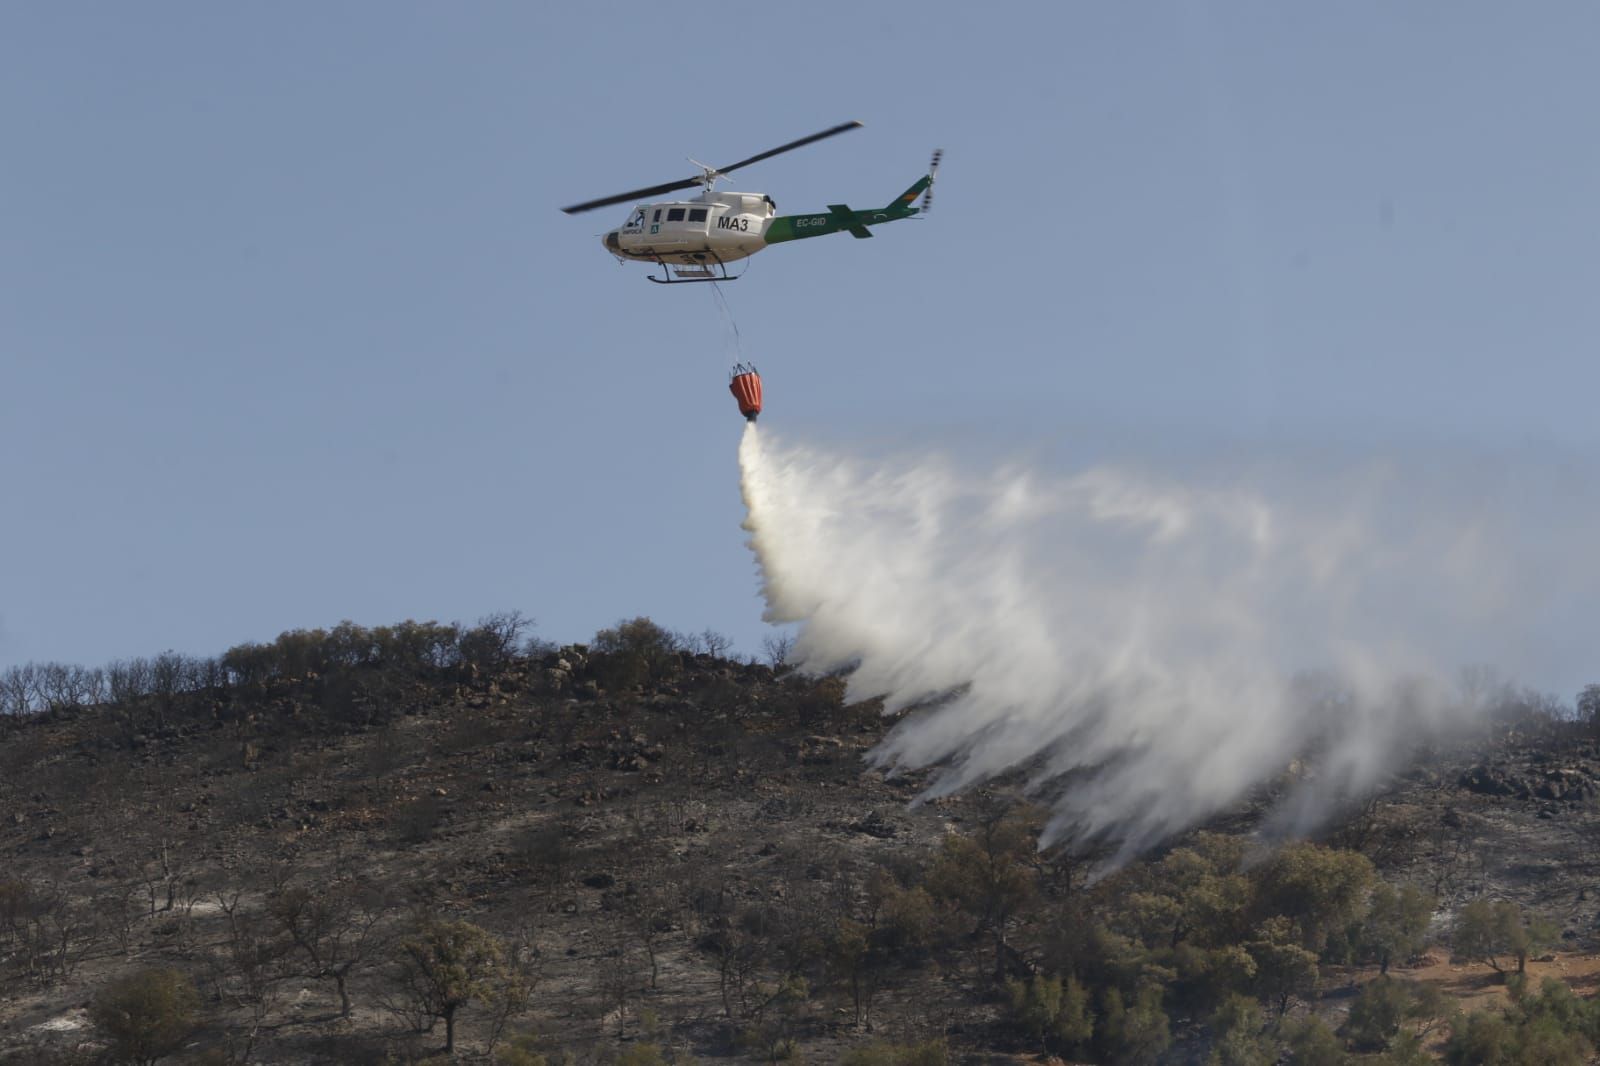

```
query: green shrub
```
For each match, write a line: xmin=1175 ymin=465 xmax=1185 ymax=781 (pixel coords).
xmin=1005 ymin=973 xmax=1091 ymax=1053
xmin=839 ymin=1038 xmax=947 ymax=1066
xmin=1342 ymin=976 xmax=1418 ymax=1052
xmin=494 ymin=1031 xmax=548 ymax=1066
xmin=1098 ymin=985 xmax=1171 ymax=1066
xmin=1281 ymin=1016 xmax=1350 ymax=1065
xmin=591 ymin=617 xmax=681 ymax=689
xmin=89 ymin=967 xmax=200 ymax=1066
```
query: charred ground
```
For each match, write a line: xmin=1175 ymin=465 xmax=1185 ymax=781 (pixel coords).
xmin=2 ymin=618 xmax=1599 ymax=1064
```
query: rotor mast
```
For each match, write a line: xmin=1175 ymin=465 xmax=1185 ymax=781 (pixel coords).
xmin=686 ymin=158 xmax=727 ymax=200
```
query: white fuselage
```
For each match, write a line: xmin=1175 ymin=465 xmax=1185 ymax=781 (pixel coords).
xmin=602 ymin=190 xmax=775 ymax=266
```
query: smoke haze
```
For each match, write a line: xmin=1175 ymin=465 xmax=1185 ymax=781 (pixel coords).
xmin=738 ymin=424 xmax=1599 ymax=862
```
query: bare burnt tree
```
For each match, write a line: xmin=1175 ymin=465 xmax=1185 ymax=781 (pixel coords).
xmin=0 ymin=879 xmax=28 ymax=964
xmin=38 ymin=663 xmax=103 ymax=713
xmin=698 ymin=629 xmax=734 ymax=658
xmin=714 ymin=907 xmax=773 ymax=1019
xmin=148 ymin=651 xmax=193 ymax=731
xmin=761 ymin=631 xmax=796 ymax=669
xmin=1 ymin=663 xmax=40 ymax=716
xmin=35 ymin=880 xmax=100 ymax=982
xmin=94 ymin=878 xmax=144 ymax=956
xmin=204 ymin=888 xmax=287 ymax=1063
xmin=106 ymin=657 xmax=154 ymax=704
xmin=484 ymin=922 xmax=543 ymax=1060
xmin=138 ymin=838 xmax=192 ymax=918
xmin=269 ymin=878 xmax=390 ymax=1018
xmin=459 ymin=610 xmax=534 ymax=673
xmin=0 ymin=877 xmax=99 ymax=985
xmin=37 ymin=663 xmax=73 ymax=711
xmin=596 ymin=941 xmax=642 ymax=1039
xmin=622 ymin=884 xmax=676 ymax=991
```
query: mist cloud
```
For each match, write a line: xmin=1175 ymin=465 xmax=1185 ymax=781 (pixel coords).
xmin=738 ymin=425 xmax=1599 ymax=862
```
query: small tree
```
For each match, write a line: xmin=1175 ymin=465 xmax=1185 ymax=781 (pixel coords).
xmin=1006 ymin=973 xmax=1061 ymax=1051
xmin=1360 ymin=882 xmax=1435 ymax=974
xmin=1578 ymin=684 xmax=1600 ymax=733
xmin=1282 ymin=1016 xmax=1350 ymax=1066
xmin=830 ymin=919 xmax=880 ymax=1029
xmin=926 ymin=805 xmax=1041 ymax=981
xmin=1207 ymin=994 xmax=1271 ymax=1066
xmin=591 ymin=617 xmax=681 ymax=689
xmin=1252 ymin=842 xmax=1375 ymax=957
xmin=89 ymin=967 xmax=199 ymax=1066
xmin=1453 ymin=899 xmax=1555 ymax=976
xmin=393 ymin=919 xmax=506 ymax=1053
xmin=1341 ymin=976 xmax=1413 ymax=1052
xmin=1340 ymin=979 xmax=1452 ymax=1058
xmin=1099 ymin=985 xmax=1172 ymax=1066
xmin=1245 ymin=918 xmax=1321 ymax=1016
xmin=737 ymin=974 xmax=810 ymax=1062
xmin=1005 ymin=973 xmax=1092 ymax=1055
xmin=1441 ymin=1013 xmax=1519 ymax=1066
xmin=1052 ymin=975 xmax=1093 ymax=1051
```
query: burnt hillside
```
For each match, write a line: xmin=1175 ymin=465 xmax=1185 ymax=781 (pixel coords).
xmin=2 ymin=620 xmax=1599 ymax=1065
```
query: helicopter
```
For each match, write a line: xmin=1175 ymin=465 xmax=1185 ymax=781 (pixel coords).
xmin=561 ymin=121 xmax=939 ymax=284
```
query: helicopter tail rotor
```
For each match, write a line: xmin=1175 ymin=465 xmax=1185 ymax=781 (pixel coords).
xmin=920 ymin=149 xmax=942 ymax=215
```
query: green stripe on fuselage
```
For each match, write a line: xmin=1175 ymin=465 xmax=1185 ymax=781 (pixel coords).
xmin=763 ymin=211 xmax=847 ymax=244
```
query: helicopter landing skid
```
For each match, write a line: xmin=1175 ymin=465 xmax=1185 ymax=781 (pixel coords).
xmin=645 ymin=253 xmax=741 ymax=284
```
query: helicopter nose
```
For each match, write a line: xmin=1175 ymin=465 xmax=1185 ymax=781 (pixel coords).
xmin=603 ymin=231 xmax=622 ymax=253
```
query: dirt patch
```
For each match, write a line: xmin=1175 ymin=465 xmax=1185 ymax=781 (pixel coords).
xmin=1388 ymin=951 xmax=1600 ymax=1012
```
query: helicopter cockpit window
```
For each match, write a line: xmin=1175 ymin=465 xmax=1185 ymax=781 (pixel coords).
xmin=666 ymin=208 xmax=686 ymax=222
xmin=688 ymin=208 xmax=708 ymax=222
xmin=652 ymin=209 xmax=661 ymax=223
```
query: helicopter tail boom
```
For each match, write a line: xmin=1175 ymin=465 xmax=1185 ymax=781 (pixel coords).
xmin=762 ymin=169 xmax=931 ymax=245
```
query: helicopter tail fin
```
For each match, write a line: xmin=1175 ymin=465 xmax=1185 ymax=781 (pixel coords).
xmin=887 ymin=174 xmax=932 ymax=215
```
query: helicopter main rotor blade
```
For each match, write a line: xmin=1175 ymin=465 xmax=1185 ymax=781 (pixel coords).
xmin=561 ymin=177 xmax=703 ymax=215
xmin=559 ymin=121 xmax=863 ymax=215
xmin=713 ymin=120 xmax=864 ymax=176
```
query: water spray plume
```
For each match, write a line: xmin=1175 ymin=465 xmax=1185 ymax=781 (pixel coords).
xmin=738 ymin=427 xmax=1600 ymax=863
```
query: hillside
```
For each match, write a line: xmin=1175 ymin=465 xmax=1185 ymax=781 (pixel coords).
xmin=2 ymin=620 xmax=1599 ymax=1065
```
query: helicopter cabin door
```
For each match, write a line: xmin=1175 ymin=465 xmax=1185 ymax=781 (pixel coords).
xmin=653 ymin=204 xmax=709 ymax=254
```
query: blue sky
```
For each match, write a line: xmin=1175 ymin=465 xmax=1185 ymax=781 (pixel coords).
xmin=4 ymin=2 xmax=1598 ymax=675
